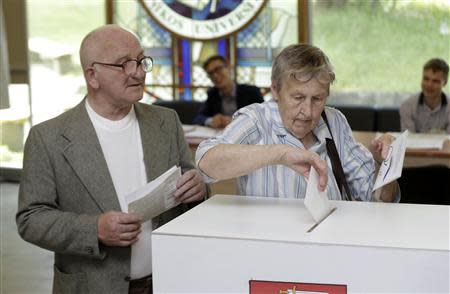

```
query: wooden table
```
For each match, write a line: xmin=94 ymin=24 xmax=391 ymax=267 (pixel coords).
xmin=187 ymin=130 xmax=450 ymax=168
xmin=185 ymin=129 xmax=450 ymax=196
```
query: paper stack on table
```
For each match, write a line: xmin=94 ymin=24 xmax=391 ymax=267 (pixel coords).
xmin=405 ymin=133 xmax=449 ymax=149
xmin=386 ymin=131 xmax=448 ymax=149
xmin=182 ymin=124 xmax=221 ymax=138
xmin=126 ymin=166 xmax=181 ymax=222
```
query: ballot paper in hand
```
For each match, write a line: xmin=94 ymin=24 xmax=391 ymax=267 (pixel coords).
xmin=373 ymin=130 xmax=408 ymax=191
xmin=126 ymin=166 xmax=181 ymax=222
xmin=304 ymin=167 xmax=334 ymax=223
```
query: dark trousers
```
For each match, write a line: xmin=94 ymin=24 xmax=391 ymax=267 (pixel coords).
xmin=129 ymin=274 xmax=152 ymax=294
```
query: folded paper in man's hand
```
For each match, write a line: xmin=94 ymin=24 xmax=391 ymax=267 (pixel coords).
xmin=126 ymin=166 xmax=181 ymax=222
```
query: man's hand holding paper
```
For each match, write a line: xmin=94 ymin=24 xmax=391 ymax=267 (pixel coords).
xmin=97 ymin=211 xmax=142 ymax=247
xmin=175 ymin=169 xmax=207 ymax=203
xmin=126 ymin=166 xmax=206 ymax=223
xmin=126 ymin=166 xmax=181 ymax=222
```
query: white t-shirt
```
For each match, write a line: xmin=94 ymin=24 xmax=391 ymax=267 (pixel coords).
xmin=86 ymin=100 xmax=152 ymax=279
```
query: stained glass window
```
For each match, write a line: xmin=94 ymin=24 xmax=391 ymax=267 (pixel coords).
xmin=113 ymin=0 xmax=299 ymax=102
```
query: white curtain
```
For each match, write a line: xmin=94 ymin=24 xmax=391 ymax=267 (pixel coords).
xmin=0 ymin=4 xmax=10 ymax=109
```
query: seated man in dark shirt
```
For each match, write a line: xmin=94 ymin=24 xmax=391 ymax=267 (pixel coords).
xmin=193 ymin=55 xmax=264 ymax=128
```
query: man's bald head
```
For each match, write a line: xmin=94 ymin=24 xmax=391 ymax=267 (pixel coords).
xmin=79 ymin=25 xmax=140 ymax=70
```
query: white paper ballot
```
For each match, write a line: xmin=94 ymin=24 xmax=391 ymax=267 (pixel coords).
xmin=304 ymin=167 xmax=334 ymax=223
xmin=405 ymin=133 xmax=448 ymax=149
xmin=373 ymin=130 xmax=408 ymax=191
xmin=388 ymin=132 xmax=448 ymax=149
xmin=126 ymin=166 xmax=181 ymax=222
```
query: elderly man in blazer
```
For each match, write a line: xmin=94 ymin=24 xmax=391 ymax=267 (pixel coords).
xmin=16 ymin=25 xmax=207 ymax=294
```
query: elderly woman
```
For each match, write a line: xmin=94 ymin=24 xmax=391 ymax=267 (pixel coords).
xmin=196 ymin=44 xmax=398 ymax=202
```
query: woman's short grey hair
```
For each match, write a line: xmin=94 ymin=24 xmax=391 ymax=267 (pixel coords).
xmin=271 ymin=44 xmax=335 ymax=90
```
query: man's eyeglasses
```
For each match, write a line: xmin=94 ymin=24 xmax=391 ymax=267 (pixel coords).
xmin=91 ymin=56 xmax=153 ymax=75
xmin=206 ymin=64 xmax=226 ymax=77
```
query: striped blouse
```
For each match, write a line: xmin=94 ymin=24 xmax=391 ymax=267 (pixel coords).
xmin=196 ymin=100 xmax=377 ymax=201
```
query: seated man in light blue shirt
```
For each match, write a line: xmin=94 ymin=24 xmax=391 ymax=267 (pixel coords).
xmin=400 ymin=58 xmax=449 ymax=134
xmin=196 ymin=44 xmax=398 ymax=202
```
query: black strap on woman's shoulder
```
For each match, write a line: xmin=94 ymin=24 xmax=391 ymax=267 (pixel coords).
xmin=321 ymin=111 xmax=360 ymax=201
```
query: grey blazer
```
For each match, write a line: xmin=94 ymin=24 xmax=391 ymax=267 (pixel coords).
xmin=17 ymin=100 xmax=197 ymax=294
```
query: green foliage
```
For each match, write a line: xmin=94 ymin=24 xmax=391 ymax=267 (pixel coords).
xmin=27 ymin=0 xmax=105 ymax=47
xmin=0 ymin=145 xmax=23 ymax=165
xmin=313 ymin=2 xmax=450 ymax=92
xmin=25 ymin=0 xmax=449 ymax=93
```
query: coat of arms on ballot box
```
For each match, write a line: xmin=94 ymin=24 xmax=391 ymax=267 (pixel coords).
xmin=249 ymin=280 xmax=347 ymax=294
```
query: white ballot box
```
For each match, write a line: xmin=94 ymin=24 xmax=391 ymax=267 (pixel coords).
xmin=152 ymin=195 xmax=449 ymax=293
